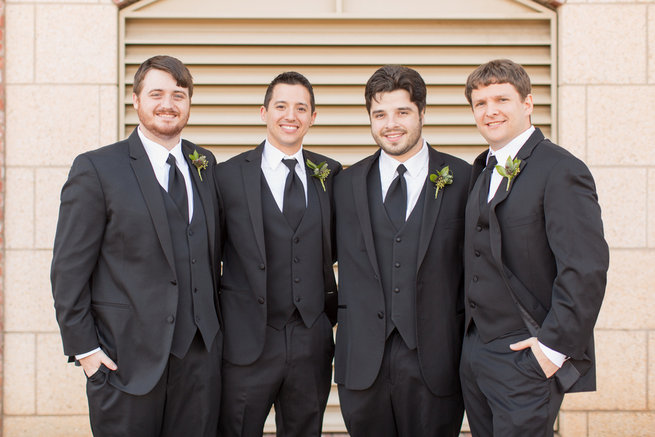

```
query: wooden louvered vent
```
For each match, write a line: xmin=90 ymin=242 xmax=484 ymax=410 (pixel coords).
xmin=119 ymin=0 xmax=556 ymax=433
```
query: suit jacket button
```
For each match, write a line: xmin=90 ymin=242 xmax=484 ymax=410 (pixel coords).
xmin=377 ymin=311 xmax=384 ymax=319
xmin=295 ymin=296 xmax=302 ymax=302
xmin=395 ymin=237 xmax=401 ymax=242
xmin=259 ymin=263 xmax=265 ymax=270
xmin=393 ymin=287 xmax=400 ymax=293
xmin=167 ymin=315 xmax=175 ymax=323
xmin=257 ymin=297 xmax=265 ymax=304
xmin=193 ymin=287 xmax=198 ymax=294
xmin=294 ymin=277 xmax=301 ymax=283
xmin=394 ymin=262 xmax=401 ymax=268
xmin=293 ymin=257 xmax=300 ymax=263
xmin=473 ymin=275 xmax=479 ymax=283
xmin=476 ymin=225 xmax=482 ymax=232
xmin=469 ymin=301 xmax=477 ymax=309
xmin=188 ymin=230 xmax=194 ymax=236
xmin=170 ymin=280 xmax=177 ymax=286
xmin=294 ymin=237 xmax=300 ymax=243
xmin=474 ymin=250 xmax=481 ymax=257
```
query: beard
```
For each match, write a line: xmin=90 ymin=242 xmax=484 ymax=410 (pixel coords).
xmin=372 ymin=125 xmax=423 ymax=158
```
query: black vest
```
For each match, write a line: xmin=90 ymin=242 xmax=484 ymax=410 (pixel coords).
xmin=465 ymin=174 xmax=524 ymax=343
xmin=367 ymin=164 xmax=425 ymax=350
xmin=261 ymin=172 xmax=324 ymax=330
xmin=161 ymin=181 xmax=216 ymax=358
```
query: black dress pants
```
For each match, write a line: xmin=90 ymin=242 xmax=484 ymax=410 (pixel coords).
xmin=460 ymin=326 xmax=564 ymax=437
xmin=86 ymin=331 xmax=222 ymax=437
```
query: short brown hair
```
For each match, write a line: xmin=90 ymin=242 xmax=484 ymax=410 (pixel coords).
xmin=465 ymin=59 xmax=531 ymax=105
xmin=133 ymin=55 xmax=194 ymax=98
xmin=365 ymin=65 xmax=426 ymax=114
xmin=263 ymin=71 xmax=315 ymax=112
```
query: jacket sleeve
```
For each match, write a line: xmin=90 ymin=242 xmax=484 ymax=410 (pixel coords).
xmin=537 ymin=157 xmax=609 ymax=360
xmin=51 ymin=154 xmax=106 ymax=359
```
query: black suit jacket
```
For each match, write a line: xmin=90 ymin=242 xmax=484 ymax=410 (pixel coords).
xmin=465 ymin=128 xmax=609 ymax=392
xmin=51 ymin=129 xmax=221 ymax=396
xmin=216 ymin=142 xmax=341 ymax=365
xmin=333 ymin=145 xmax=471 ymax=395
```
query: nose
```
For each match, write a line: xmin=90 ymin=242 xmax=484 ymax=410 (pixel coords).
xmin=485 ymin=102 xmax=499 ymax=117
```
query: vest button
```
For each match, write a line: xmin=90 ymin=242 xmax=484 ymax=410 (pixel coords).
xmin=293 ymin=257 xmax=300 ymax=263
xmin=294 ymin=277 xmax=301 ymax=283
xmin=167 ymin=315 xmax=175 ymax=323
xmin=294 ymin=237 xmax=300 ymax=243
xmin=257 ymin=297 xmax=265 ymax=304
xmin=395 ymin=237 xmax=401 ymax=242
xmin=193 ymin=287 xmax=198 ymax=294
xmin=295 ymin=296 xmax=302 ymax=302
xmin=394 ymin=262 xmax=401 ymax=268
xmin=191 ymin=258 xmax=196 ymax=264
xmin=393 ymin=287 xmax=400 ymax=293
xmin=188 ymin=230 xmax=194 ymax=236
xmin=170 ymin=280 xmax=177 ymax=286
xmin=473 ymin=275 xmax=479 ymax=283
xmin=469 ymin=301 xmax=477 ymax=309
xmin=476 ymin=225 xmax=482 ymax=232
xmin=377 ymin=311 xmax=384 ymax=319
xmin=259 ymin=263 xmax=265 ymax=270
xmin=474 ymin=250 xmax=481 ymax=257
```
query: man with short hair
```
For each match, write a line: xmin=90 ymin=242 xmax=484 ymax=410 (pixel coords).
xmin=51 ymin=55 xmax=222 ymax=437
xmin=216 ymin=71 xmax=341 ymax=437
xmin=460 ymin=58 xmax=609 ymax=437
xmin=334 ymin=65 xmax=469 ymax=437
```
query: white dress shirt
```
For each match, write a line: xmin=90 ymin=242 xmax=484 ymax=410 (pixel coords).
xmin=484 ymin=125 xmax=566 ymax=369
xmin=261 ymin=139 xmax=308 ymax=211
xmin=379 ymin=140 xmax=429 ymax=220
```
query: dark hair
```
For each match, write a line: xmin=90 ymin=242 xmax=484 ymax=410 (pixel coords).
xmin=465 ymin=59 xmax=531 ymax=105
xmin=263 ymin=71 xmax=315 ymax=112
xmin=364 ymin=65 xmax=426 ymax=114
xmin=133 ymin=55 xmax=194 ymax=98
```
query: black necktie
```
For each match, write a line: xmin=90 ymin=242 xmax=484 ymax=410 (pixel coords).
xmin=167 ymin=154 xmax=189 ymax=222
xmin=479 ymin=155 xmax=498 ymax=206
xmin=282 ymin=158 xmax=305 ymax=230
xmin=384 ymin=164 xmax=408 ymax=230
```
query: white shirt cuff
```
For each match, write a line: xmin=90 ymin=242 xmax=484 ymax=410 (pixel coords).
xmin=538 ymin=341 xmax=566 ymax=368
xmin=75 ymin=347 xmax=101 ymax=360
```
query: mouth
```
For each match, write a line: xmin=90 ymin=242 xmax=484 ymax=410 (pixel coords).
xmin=486 ymin=120 xmax=505 ymax=128
xmin=280 ymin=124 xmax=299 ymax=133
xmin=383 ymin=131 xmax=405 ymax=142
xmin=156 ymin=112 xmax=179 ymax=120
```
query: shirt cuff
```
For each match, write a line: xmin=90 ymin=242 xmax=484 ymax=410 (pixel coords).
xmin=538 ymin=341 xmax=566 ymax=368
xmin=75 ymin=347 xmax=101 ymax=360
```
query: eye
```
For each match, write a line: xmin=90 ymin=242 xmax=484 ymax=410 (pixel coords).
xmin=298 ymin=107 xmax=307 ymax=112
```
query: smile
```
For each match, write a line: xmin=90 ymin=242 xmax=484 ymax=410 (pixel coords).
xmin=280 ymin=124 xmax=299 ymax=133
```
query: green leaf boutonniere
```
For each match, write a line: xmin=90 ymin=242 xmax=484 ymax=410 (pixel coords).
xmin=429 ymin=166 xmax=453 ymax=199
xmin=495 ymin=156 xmax=521 ymax=191
xmin=306 ymin=158 xmax=330 ymax=192
xmin=188 ymin=150 xmax=208 ymax=181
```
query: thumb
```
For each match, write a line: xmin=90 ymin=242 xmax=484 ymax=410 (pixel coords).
xmin=509 ymin=339 xmax=531 ymax=351
xmin=100 ymin=354 xmax=118 ymax=371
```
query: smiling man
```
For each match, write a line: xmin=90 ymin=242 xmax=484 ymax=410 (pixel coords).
xmin=333 ymin=65 xmax=470 ymax=437
xmin=51 ymin=55 xmax=222 ymax=436
xmin=460 ymin=59 xmax=609 ymax=437
xmin=215 ymin=71 xmax=341 ymax=437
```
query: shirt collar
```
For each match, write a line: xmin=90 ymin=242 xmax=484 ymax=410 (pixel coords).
xmin=262 ymin=139 xmax=306 ymax=176
xmin=487 ymin=125 xmax=534 ymax=166
xmin=379 ymin=139 xmax=429 ymax=178
xmin=138 ymin=126 xmax=185 ymax=167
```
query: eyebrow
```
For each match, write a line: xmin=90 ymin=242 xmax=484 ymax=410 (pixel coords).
xmin=273 ymin=100 xmax=308 ymax=107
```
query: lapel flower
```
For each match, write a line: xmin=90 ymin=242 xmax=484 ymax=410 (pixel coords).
xmin=306 ymin=158 xmax=330 ymax=192
xmin=429 ymin=166 xmax=453 ymax=199
xmin=495 ymin=156 xmax=521 ymax=191
xmin=188 ymin=149 xmax=208 ymax=181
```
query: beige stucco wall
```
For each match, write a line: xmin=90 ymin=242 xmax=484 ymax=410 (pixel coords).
xmin=2 ymin=0 xmax=654 ymax=436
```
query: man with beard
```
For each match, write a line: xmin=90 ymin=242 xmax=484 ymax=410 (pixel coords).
xmin=333 ymin=65 xmax=470 ymax=437
xmin=51 ymin=55 xmax=222 ymax=437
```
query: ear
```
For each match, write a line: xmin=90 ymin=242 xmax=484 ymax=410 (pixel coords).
xmin=132 ymin=93 xmax=139 ymax=110
xmin=309 ymin=110 xmax=317 ymax=126
xmin=523 ymin=94 xmax=534 ymax=116
xmin=260 ymin=105 xmax=267 ymax=122
xmin=420 ymin=107 xmax=426 ymax=127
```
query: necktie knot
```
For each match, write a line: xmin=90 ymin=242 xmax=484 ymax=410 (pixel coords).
xmin=167 ymin=154 xmax=189 ymax=222
xmin=282 ymin=158 xmax=298 ymax=173
xmin=167 ymin=153 xmax=176 ymax=167
xmin=396 ymin=164 xmax=407 ymax=177
xmin=486 ymin=155 xmax=497 ymax=171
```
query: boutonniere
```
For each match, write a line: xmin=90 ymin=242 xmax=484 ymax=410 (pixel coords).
xmin=429 ymin=166 xmax=453 ymax=199
xmin=188 ymin=150 xmax=208 ymax=181
xmin=306 ymin=158 xmax=330 ymax=192
xmin=495 ymin=156 xmax=521 ymax=191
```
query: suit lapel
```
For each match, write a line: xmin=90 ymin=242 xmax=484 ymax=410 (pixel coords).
xmin=128 ymin=129 xmax=176 ymax=273
xmin=416 ymin=146 xmax=445 ymax=271
xmin=304 ymin=150 xmax=331 ymax=260
xmin=354 ymin=151 xmax=382 ymax=279
xmin=488 ymin=128 xmax=542 ymax=268
xmin=242 ymin=142 xmax=267 ymax=262
xmin=182 ymin=141 xmax=215 ymax=261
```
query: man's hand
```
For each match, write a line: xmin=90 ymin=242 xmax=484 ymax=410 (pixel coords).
xmin=79 ymin=350 xmax=117 ymax=378
xmin=510 ymin=337 xmax=559 ymax=378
